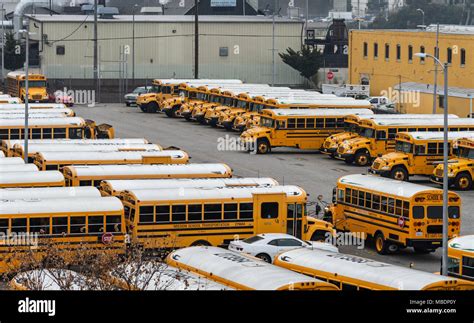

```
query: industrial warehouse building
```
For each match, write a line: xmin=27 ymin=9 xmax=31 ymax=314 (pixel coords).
xmin=349 ymin=25 xmax=474 ymax=117
xmin=26 ymin=14 xmax=306 ymax=98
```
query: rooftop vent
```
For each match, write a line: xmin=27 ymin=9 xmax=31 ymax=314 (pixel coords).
xmin=97 ymin=7 xmax=119 ymax=19
xmin=81 ymin=4 xmax=104 ymax=15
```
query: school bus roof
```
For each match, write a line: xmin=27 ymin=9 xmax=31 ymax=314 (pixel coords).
xmin=338 ymin=174 xmax=455 ymax=199
xmin=3 ymin=138 xmax=149 ymax=146
xmin=0 ymin=171 xmax=64 ymax=185
xmin=152 ymin=79 xmax=242 ymax=85
xmin=35 ymin=150 xmax=188 ymax=162
xmin=397 ymin=131 xmax=474 ymax=141
xmin=449 ymin=235 xmax=474 ymax=254
xmin=64 ymin=163 xmax=232 ymax=177
xmin=0 ymin=164 xmax=38 ymax=173
xmin=123 ymin=185 xmax=306 ymax=202
xmin=0 ymin=186 xmax=101 ymax=201
xmin=0 ymin=117 xmax=85 ymax=127
xmin=16 ymin=143 xmax=161 ymax=154
xmin=0 ymin=108 xmax=73 ymax=115
xmin=102 ymin=177 xmax=278 ymax=193
xmin=167 ymin=246 xmax=337 ymax=290
xmin=6 ymin=71 xmax=46 ymax=79
xmin=345 ymin=114 xmax=460 ymax=121
xmin=263 ymin=108 xmax=373 ymax=117
xmin=275 ymin=248 xmax=471 ymax=290
xmin=269 ymin=98 xmax=371 ymax=105
xmin=0 ymin=103 xmax=66 ymax=109
xmin=0 ymin=197 xmax=122 ymax=215
xmin=0 ymin=157 xmax=25 ymax=165
xmin=362 ymin=118 xmax=474 ymax=127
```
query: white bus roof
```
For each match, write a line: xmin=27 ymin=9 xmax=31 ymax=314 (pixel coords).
xmin=168 ymin=246 xmax=331 ymax=290
xmin=267 ymin=108 xmax=373 ymax=117
xmin=271 ymin=99 xmax=371 ymax=106
xmin=275 ymin=248 xmax=462 ymax=290
xmin=0 ymin=186 xmax=101 ymax=201
xmin=0 ymin=157 xmax=25 ymax=165
xmin=0 ymin=164 xmax=38 ymax=173
xmin=113 ymin=262 xmax=232 ymax=290
xmin=0 ymin=171 xmax=64 ymax=185
xmin=15 ymin=143 xmax=162 ymax=154
xmin=0 ymin=114 xmax=71 ymax=119
xmin=0 ymin=151 xmax=4 ymax=157
xmin=102 ymin=178 xmax=278 ymax=193
xmin=36 ymin=150 xmax=187 ymax=162
xmin=346 ymin=114 xmax=459 ymax=120
xmin=0 ymin=117 xmax=84 ymax=127
xmin=338 ymin=174 xmax=443 ymax=198
xmin=0 ymin=197 xmax=123 ymax=215
xmin=159 ymin=79 xmax=242 ymax=84
xmin=0 ymin=98 xmax=22 ymax=104
xmin=365 ymin=118 xmax=474 ymax=126
xmin=3 ymin=138 xmax=149 ymax=146
xmin=65 ymin=163 xmax=232 ymax=177
xmin=0 ymin=103 xmax=66 ymax=109
xmin=125 ymin=185 xmax=305 ymax=202
xmin=0 ymin=108 xmax=73 ymax=115
xmin=448 ymin=235 xmax=474 ymax=254
xmin=398 ymin=131 xmax=474 ymax=141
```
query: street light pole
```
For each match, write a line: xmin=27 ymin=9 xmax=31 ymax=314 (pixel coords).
xmin=1 ymin=4 xmax=5 ymax=90
xmin=132 ymin=4 xmax=137 ymax=90
xmin=433 ymin=24 xmax=439 ymax=114
xmin=19 ymin=26 xmax=30 ymax=163
xmin=415 ymin=52 xmax=449 ymax=275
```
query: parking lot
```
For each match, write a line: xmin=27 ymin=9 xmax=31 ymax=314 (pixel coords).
xmin=74 ymin=103 xmax=474 ymax=273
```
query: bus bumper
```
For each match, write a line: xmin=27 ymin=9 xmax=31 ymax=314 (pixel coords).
xmin=406 ymin=239 xmax=443 ymax=250
xmin=368 ymin=168 xmax=390 ymax=177
xmin=320 ymin=147 xmax=337 ymax=155
xmin=334 ymin=153 xmax=354 ymax=161
xmin=430 ymin=175 xmax=455 ymax=186
xmin=219 ymin=121 xmax=234 ymax=130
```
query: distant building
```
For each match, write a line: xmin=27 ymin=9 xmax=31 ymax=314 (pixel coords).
xmin=349 ymin=25 xmax=474 ymax=116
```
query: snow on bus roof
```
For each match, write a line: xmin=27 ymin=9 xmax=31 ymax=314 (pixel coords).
xmin=0 ymin=186 xmax=101 ymax=201
xmin=65 ymin=163 xmax=231 ymax=176
xmin=275 ymin=248 xmax=463 ymax=290
xmin=125 ymin=185 xmax=305 ymax=202
xmin=0 ymin=197 xmax=123 ymax=215
xmin=0 ymin=171 xmax=64 ymax=184
xmin=265 ymin=108 xmax=373 ymax=117
xmin=398 ymin=131 xmax=474 ymax=141
xmin=103 ymin=178 xmax=278 ymax=192
xmin=36 ymin=150 xmax=187 ymax=161
xmin=0 ymin=117 xmax=84 ymax=127
xmin=338 ymin=174 xmax=443 ymax=198
xmin=449 ymin=235 xmax=474 ymax=254
xmin=364 ymin=118 xmax=474 ymax=126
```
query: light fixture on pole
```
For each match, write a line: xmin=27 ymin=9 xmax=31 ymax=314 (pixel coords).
xmin=1 ymin=4 xmax=5 ymax=89
xmin=416 ymin=8 xmax=425 ymax=28
xmin=415 ymin=52 xmax=449 ymax=276
xmin=132 ymin=4 xmax=138 ymax=89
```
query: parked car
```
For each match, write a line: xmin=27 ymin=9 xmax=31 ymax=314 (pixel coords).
xmin=124 ymin=86 xmax=151 ymax=106
xmin=369 ymin=96 xmax=392 ymax=108
xmin=228 ymin=233 xmax=338 ymax=263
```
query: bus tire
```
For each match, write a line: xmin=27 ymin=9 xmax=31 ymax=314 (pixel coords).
xmin=191 ymin=240 xmax=211 ymax=247
xmin=354 ymin=150 xmax=371 ymax=167
xmin=145 ymin=102 xmax=159 ymax=113
xmin=390 ymin=166 xmax=409 ymax=181
xmin=256 ymin=253 xmax=272 ymax=263
xmin=454 ymin=172 xmax=472 ymax=191
xmin=256 ymin=138 xmax=271 ymax=154
xmin=374 ymin=232 xmax=389 ymax=255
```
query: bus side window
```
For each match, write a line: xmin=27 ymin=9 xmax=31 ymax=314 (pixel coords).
xmin=365 ymin=193 xmax=372 ymax=209
xmin=296 ymin=118 xmax=305 ymax=129
xmin=427 ymin=143 xmax=437 ymax=155
xmin=381 ymin=196 xmax=388 ymax=213
xmin=326 ymin=118 xmax=336 ymax=129
xmin=287 ymin=119 xmax=296 ymax=129
xmin=447 ymin=257 xmax=460 ymax=276
xmin=337 ymin=189 xmax=344 ymax=202
xmin=52 ymin=217 xmax=68 ymax=235
xmin=54 ymin=128 xmax=67 ymax=139
xmin=415 ymin=145 xmax=426 ymax=155
xmin=188 ymin=204 xmax=202 ymax=221
xmin=224 ymin=203 xmax=238 ymax=220
xmin=155 ymin=205 xmax=170 ymax=223
xmin=30 ymin=217 xmax=50 ymax=234
xmin=376 ymin=131 xmax=386 ymax=140
xmin=388 ymin=129 xmax=397 ymax=140
xmin=351 ymin=189 xmax=358 ymax=205
xmin=372 ymin=194 xmax=381 ymax=211
xmin=306 ymin=118 xmax=315 ymax=129
xmin=316 ymin=118 xmax=324 ymax=128
xmin=172 ymin=205 xmax=186 ymax=222
xmin=239 ymin=203 xmax=254 ymax=220
xmin=261 ymin=202 xmax=279 ymax=219
xmin=88 ymin=215 xmax=104 ymax=233
xmin=70 ymin=216 xmax=86 ymax=234
xmin=0 ymin=219 xmax=8 ymax=234
xmin=11 ymin=218 xmax=27 ymax=233
xmin=345 ymin=188 xmax=351 ymax=203
xmin=462 ymin=257 xmax=474 ymax=279
xmin=106 ymin=215 xmax=122 ymax=233
xmin=0 ymin=129 xmax=8 ymax=140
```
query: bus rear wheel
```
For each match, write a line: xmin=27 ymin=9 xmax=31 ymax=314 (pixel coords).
xmin=455 ymin=173 xmax=472 ymax=190
xmin=390 ymin=167 xmax=409 ymax=181
xmin=256 ymin=139 xmax=271 ymax=154
xmin=354 ymin=151 xmax=370 ymax=167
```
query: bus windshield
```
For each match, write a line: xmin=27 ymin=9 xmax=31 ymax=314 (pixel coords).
xmin=458 ymin=147 xmax=474 ymax=159
xmin=196 ymin=93 xmax=207 ymax=100
xmin=20 ymin=81 xmax=46 ymax=88
xmin=396 ymin=141 xmax=413 ymax=154
xmin=223 ymin=97 xmax=233 ymax=106
xmin=236 ymin=100 xmax=247 ymax=108
xmin=344 ymin=122 xmax=359 ymax=133
xmin=359 ymin=127 xmax=375 ymax=138
xmin=260 ymin=117 xmax=275 ymax=128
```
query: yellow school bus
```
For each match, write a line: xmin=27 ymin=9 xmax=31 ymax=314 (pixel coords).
xmin=167 ymin=246 xmax=339 ymax=290
xmin=240 ymin=108 xmax=373 ymax=154
xmin=34 ymin=150 xmax=189 ymax=171
xmin=448 ymin=235 xmax=474 ymax=281
xmin=327 ymin=174 xmax=461 ymax=254
xmin=161 ymin=83 xmax=197 ymax=117
xmin=370 ymin=131 xmax=474 ymax=181
xmin=0 ymin=197 xmax=126 ymax=274
xmin=321 ymin=114 xmax=459 ymax=157
xmin=63 ymin=163 xmax=233 ymax=187
xmin=0 ymin=171 xmax=65 ymax=188
xmin=274 ymin=248 xmax=474 ymax=290
xmin=178 ymin=85 xmax=212 ymax=120
xmin=6 ymin=71 xmax=49 ymax=103
xmin=190 ymin=88 xmax=224 ymax=123
xmin=335 ymin=118 xmax=474 ymax=166
xmin=431 ymin=137 xmax=474 ymax=190
xmin=120 ymin=185 xmax=335 ymax=250
xmin=0 ymin=107 xmax=75 ymax=117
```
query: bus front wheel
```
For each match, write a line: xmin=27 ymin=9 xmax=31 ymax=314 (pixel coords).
xmin=390 ymin=166 xmax=409 ymax=181
xmin=256 ymin=139 xmax=271 ymax=154
xmin=455 ymin=173 xmax=472 ymax=190
xmin=354 ymin=151 xmax=370 ymax=167
xmin=145 ymin=102 xmax=159 ymax=113
xmin=374 ymin=232 xmax=389 ymax=255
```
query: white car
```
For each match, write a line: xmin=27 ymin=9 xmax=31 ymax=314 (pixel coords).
xmin=228 ymin=233 xmax=338 ymax=263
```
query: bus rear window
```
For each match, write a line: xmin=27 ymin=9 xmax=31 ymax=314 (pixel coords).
xmin=448 ymin=206 xmax=460 ymax=219
xmin=412 ymin=206 xmax=424 ymax=219
xmin=427 ymin=206 xmax=442 ymax=219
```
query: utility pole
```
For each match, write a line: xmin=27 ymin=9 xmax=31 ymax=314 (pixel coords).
xmin=433 ymin=23 xmax=439 ymax=114
xmin=272 ymin=0 xmax=277 ymax=86
xmin=194 ymin=0 xmax=199 ymax=79
xmin=132 ymin=4 xmax=138 ymax=89
xmin=441 ymin=62 xmax=449 ymax=276
xmin=93 ymin=0 xmax=99 ymax=101
xmin=1 ymin=4 xmax=4 ymax=90
xmin=20 ymin=25 xmax=30 ymax=163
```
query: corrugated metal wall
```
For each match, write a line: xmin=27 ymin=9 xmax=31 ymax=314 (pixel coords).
xmin=31 ymin=19 xmax=305 ymax=86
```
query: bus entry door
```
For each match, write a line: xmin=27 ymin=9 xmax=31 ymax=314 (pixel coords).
xmin=254 ymin=193 xmax=286 ymax=235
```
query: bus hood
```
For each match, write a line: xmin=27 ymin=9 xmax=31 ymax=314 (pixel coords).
xmin=341 ymin=137 xmax=370 ymax=149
